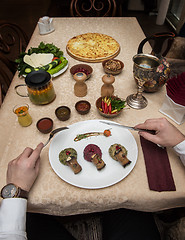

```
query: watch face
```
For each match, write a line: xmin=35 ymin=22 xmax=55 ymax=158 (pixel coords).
xmin=1 ymin=184 xmax=17 ymax=198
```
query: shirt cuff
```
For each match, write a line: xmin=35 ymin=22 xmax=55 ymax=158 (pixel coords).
xmin=173 ymin=140 xmax=185 ymax=166
xmin=0 ymin=198 xmax=27 ymax=235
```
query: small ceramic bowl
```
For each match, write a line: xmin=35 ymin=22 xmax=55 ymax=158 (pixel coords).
xmin=96 ymin=96 xmax=123 ymax=118
xmin=70 ymin=64 xmax=93 ymax=80
xmin=75 ymin=100 xmax=91 ymax=115
xmin=36 ymin=117 xmax=53 ymax=134
xmin=55 ymin=106 xmax=71 ymax=121
xmin=102 ymin=59 xmax=124 ymax=75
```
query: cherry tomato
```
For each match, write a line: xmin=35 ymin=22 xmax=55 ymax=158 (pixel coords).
xmin=104 ymin=129 xmax=111 ymax=137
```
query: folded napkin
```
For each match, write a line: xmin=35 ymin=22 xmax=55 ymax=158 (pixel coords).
xmin=140 ymin=136 xmax=176 ymax=192
xmin=166 ymin=72 xmax=185 ymax=106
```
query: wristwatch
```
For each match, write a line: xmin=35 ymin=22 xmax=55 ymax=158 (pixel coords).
xmin=1 ymin=183 xmax=28 ymax=199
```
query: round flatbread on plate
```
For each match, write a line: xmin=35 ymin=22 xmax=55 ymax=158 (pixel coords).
xmin=66 ymin=33 xmax=120 ymax=62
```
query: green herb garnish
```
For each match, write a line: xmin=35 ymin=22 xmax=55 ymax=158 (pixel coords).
xmin=110 ymin=97 xmax=126 ymax=111
xmin=15 ymin=42 xmax=63 ymax=77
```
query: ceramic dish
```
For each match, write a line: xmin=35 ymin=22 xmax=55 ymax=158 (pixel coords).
xmin=36 ymin=117 xmax=53 ymax=134
xmin=55 ymin=106 xmax=71 ymax=121
xmin=70 ymin=64 xmax=93 ymax=80
xmin=49 ymin=119 xmax=138 ymax=189
xmin=102 ymin=59 xmax=124 ymax=75
xmin=75 ymin=100 xmax=91 ymax=115
xmin=96 ymin=96 xmax=124 ymax=118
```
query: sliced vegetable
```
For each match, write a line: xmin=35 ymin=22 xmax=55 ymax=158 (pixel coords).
xmin=47 ymin=58 xmax=68 ymax=75
xmin=15 ymin=42 xmax=67 ymax=77
xmin=99 ymin=96 xmax=126 ymax=115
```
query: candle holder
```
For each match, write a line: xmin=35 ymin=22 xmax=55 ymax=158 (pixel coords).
xmin=126 ymin=54 xmax=161 ymax=109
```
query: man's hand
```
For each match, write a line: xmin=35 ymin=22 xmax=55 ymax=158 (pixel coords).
xmin=7 ymin=143 xmax=44 ymax=192
xmin=135 ymin=118 xmax=185 ymax=147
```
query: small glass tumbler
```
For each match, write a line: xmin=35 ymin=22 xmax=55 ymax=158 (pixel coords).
xmin=13 ymin=104 xmax=32 ymax=127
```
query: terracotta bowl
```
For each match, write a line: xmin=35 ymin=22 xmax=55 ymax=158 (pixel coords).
xmin=96 ymin=96 xmax=123 ymax=118
xmin=102 ymin=59 xmax=124 ymax=75
xmin=55 ymin=106 xmax=71 ymax=121
xmin=75 ymin=100 xmax=91 ymax=115
xmin=70 ymin=64 xmax=93 ymax=80
xmin=36 ymin=117 xmax=53 ymax=134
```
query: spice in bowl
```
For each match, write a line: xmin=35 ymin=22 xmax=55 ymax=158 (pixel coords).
xmin=75 ymin=100 xmax=91 ymax=115
xmin=102 ymin=59 xmax=124 ymax=75
xmin=55 ymin=106 xmax=71 ymax=121
xmin=96 ymin=96 xmax=126 ymax=118
xmin=70 ymin=64 xmax=93 ymax=80
xmin=36 ymin=117 xmax=53 ymax=134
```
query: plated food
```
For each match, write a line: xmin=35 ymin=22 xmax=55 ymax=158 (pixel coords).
xmin=109 ymin=144 xmax=131 ymax=168
xmin=59 ymin=148 xmax=82 ymax=174
xmin=66 ymin=33 xmax=120 ymax=62
xmin=49 ymin=119 xmax=138 ymax=189
xmin=83 ymin=144 xmax=106 ymax=170
xmin=16 ymin=42 xmax=68 ymax=77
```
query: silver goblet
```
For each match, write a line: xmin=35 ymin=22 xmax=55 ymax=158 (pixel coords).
xmin=126 ymin=54 xmax=161 ymax=109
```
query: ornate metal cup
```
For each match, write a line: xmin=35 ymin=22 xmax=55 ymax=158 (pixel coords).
xmin=126 ymin=54 xmax=161 ymax=109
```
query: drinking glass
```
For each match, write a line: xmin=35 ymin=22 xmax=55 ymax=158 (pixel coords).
xmin=126 ymin=54 xmax=161 ymax=109
xmin=13 ymin=103 xmax=32 ymax=127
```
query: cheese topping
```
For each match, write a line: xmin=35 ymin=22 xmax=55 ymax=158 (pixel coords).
xmin=67 ymin=33 xmax=120 ymax=60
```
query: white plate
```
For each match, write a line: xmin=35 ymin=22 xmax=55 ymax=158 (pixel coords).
xmin=51 ymin=62 xmax=68 ymax=78
xmin=22 ymin=57 xmax=68 ymax=78
xmin=49 ymin=120 xmax=138 ymax=189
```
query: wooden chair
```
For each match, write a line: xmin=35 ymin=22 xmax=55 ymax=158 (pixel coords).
xmin=0 ymin=84 xmax=2 ymax=107
xmin=0 ymin=53 xmax=15 ymax=103
xmin=70 ymin=0 xmax=122 ymax=17
xmin=0 ymin=21 xmax=28 ymax=101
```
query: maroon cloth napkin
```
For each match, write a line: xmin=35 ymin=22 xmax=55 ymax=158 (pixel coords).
xmin=140 ymin=136 xmax=176 ymax=192
xmin=166 ymin=72 xmax=185 ymax=106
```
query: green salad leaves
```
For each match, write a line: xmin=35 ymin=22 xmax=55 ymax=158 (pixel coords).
xmin=15 ymin=42 xmax=65 ymax=77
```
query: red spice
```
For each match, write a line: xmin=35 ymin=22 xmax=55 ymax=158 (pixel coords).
xmin=66 ymin=151 xmax=71 ymax=155
xmin=116 ymin=145 xmax=121 ymax=151
xmin=77 ymin=102 xmax=89 ymax=111
xmin=38 ymin=119 xmax=52 ymax=130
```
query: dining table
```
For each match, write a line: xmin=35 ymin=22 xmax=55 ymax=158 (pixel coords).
xmin=0 ymin=17 xmax=185 ymax=217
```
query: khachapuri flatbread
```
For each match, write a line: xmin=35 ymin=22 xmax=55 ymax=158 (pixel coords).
xmin=66 ymin=33 xmax=120 ymax=62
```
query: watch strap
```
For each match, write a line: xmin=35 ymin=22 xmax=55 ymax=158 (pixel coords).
xmin=16 ymin=187 xmax=28 ymax=199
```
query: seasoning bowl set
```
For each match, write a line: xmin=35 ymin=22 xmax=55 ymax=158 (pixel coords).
xmin=14 ymin=59 xmax=125 ymax=133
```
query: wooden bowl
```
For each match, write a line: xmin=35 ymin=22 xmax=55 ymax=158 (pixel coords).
xmin=70 ymin=64 xmax=93 ymax=80
xmin=36 ymin=117 xmax=53 ymax=134
xmin=102 ymin=59 xmax=124 ymax=75
xmin=55 ymin=106 xmax=71 ymax=121
xmin=96 ymin=96 xmax=123 ymax=118
xmin=75 ymin=100 xmax=91 ymax=115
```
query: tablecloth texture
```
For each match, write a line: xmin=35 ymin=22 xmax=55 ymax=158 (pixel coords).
xmin=0 ymin=18 xmax=185 ymax=216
